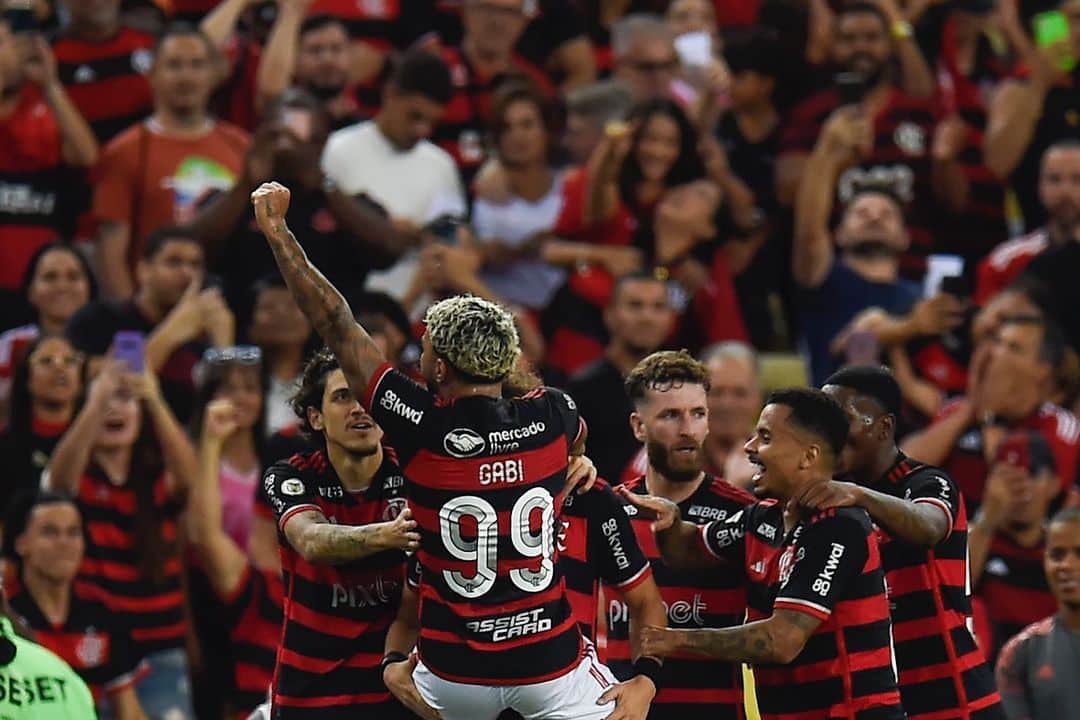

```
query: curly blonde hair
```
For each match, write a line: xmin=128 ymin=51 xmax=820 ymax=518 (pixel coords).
xmin=425 ymin=295 xmax=520 ymax=383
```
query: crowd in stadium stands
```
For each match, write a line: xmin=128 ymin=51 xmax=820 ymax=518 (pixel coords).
xmin=0 ymin=0 xmax=1077 ymax=718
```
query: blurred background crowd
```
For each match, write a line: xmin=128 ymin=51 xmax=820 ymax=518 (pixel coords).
xmin=0 ymin=0 xmax=1078 ymax=717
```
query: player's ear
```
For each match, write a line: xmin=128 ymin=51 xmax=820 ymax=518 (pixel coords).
xmin=306 ymin=406 xmax=325 ymax=432
xmin=629 ymin=411 xmax=647 ymax=443
xmin=434 ymin=357 xmax=448 ymax=384
xmin=801 ymin=444 xmax=820 ymax=470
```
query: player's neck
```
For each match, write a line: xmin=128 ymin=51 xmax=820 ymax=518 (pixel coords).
xmin=438 ymin=379 xmax=502 ymax=402
xmin=840 ymin=253 xmax=899 ymax=284
xmin=644 ymin=467 xmax=705 ymax=505
xmin=327 ymin=442 xmax=383 ymax=492
xmin=865 ymin=445 xmax=902 ymax=486
xmin=22 ymin=570 xmax=71 ymax=626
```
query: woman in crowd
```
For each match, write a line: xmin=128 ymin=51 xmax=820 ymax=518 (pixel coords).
xmin=0 ymin=336 xmax=84 ymax=509
xmin=0 ymin=243 xmax=94 ymax=419
xmin=2 ymin=490 xmax=148 ymax=719
xmin=44 ymin=361 xmax=199 ymax=719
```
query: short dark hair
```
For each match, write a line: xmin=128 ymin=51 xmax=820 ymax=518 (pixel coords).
xmin=290 ymin=347 xmax=341 ymax=443
xmin=610 ymin=270 xmax=669 ymax=306
xmin=836 ymin=1 xmax=889 ymax=31
xmin=389 ymin=49 xmax=452 ymax=106
xmin=625 ymin=350 xmax=710 ymax=406
xmin=2 ymin=490 xmax=82 ymax=572
xmin=299 ymin=13 xmax=348 ymax=39
xmin=823 ymin=365 xmax=901 ymax=417
xmin=722 ymin=27 xmax=780 ymax=78
xmin=1002 ymin=315 xmax=1067 ymax=371
xmin=1049 ymin=506 xmax=1080 ymax=527
xmin=764 ymin=388 xmax=850 ymax=459
xmin=154 ymin=22 xmax=215 ymax=58
xmin=142 ymin=225 xmax=202 ymax=261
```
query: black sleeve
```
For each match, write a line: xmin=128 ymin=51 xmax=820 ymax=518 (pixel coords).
xmin=904 ymin=469 xmax=962 ymax=540
xmin=363 ymin=365 xmax=434 ymax=462
xmin=774 ymin=511 xmax=871 ymax=621
xmin=407 ymin=554 xmax=422 ymax=591
xmin=701 ymin=505 xmax=751 ymax=566
xmin=585 ymin=485 xmax=651 ymax=591
xmin=102 ymin=621 xmax=145 ymax=695
xmin=544 ymin=386 xmax=585 ymax=449
xmin=261 ymin=461 xmax=321 ymax=533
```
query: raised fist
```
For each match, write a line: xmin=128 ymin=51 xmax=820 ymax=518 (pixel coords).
xmin=252 ymin=181 xmax=291 ymax=235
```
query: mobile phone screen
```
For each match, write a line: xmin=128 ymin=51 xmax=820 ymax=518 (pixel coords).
xmin=113 ymin=331 xmax=146 ymax=374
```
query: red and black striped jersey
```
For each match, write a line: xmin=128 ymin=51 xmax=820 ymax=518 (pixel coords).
xmin=976 ymin=531 xmax=1055 ymax=665
xmin=974 ymin=230 xmax=1049 ymax=305
xmin=74 ymin=465 xmax=185 ymax=658
xmin=606 ymin=475 xmax=752 ymax=719
xmin=434 ymin=47 xmax=555 ymax=185
xmin=220 ymin=564 xmax=285 ymax=714
xmin=779 ymin=87 xmax=942 ymax=277
xmin=7 ymin=578 xmax=147 ymax=703
xmin=870 ymin=455 xmax=1002 ymax=719
xmin=558 ymin=479 xmax=652 ymax=641
xmin=702 ymin=500 xmax=905 ymax=720
xmin=52 ymin=28 xmax=154 ymax=144
xmin=261 ymin=449 xmax=410 ymax=718
xmin=363 ymin=363 xmax=586 ymax=685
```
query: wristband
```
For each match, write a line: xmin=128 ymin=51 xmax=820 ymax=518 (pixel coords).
xmin=381 ymin=651 xmax=409 ymax=671
xmin=633 ymin=656 xmax=663 ymax=690
xmin=891 ymin=20 xmax=913 ymax=40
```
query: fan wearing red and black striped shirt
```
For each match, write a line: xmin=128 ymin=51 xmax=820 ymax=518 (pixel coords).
xmin=627 ymin=387 xmax=905 ymax=720
xmin=258 ymin=349 xmax=419 ymax=720
xmin=796 ymin=366 xmax=1002 ymax=720
xmin=605 ymin=350 xmax=754 ymax=720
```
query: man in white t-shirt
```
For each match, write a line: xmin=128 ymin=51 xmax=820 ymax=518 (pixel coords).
xmin=321 ymin=50 xmax=466 ymax=301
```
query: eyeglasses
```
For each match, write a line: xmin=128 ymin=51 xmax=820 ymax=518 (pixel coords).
xmin=202 ymin=345 xmax=262 ymax=365
xmin=30 ymin=353 xmax=83 ymax=370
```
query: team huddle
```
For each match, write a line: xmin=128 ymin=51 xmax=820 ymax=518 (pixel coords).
xmin=249 ymin=180 xmax=1007 ymax=720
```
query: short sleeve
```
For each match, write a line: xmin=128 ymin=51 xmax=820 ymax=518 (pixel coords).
xmin=543 ymin=386 xmax=585 ymax=450
xmin=362 ymin=364 xmax=435 ymax=462
xmin=261 ymin=462 xmax=321 ymax=532
xmin=995 ymin=631 xmax=1034 ymax=720
xmin=700 ymin=506 xmax=750 ymax=565
xmin=904 ymin=470 xmax=961 ymax=541
xmin=407 ymin=554 xmax=422 ymax=591
xmin=585 ymin=485 xmax=651 ymax=591
xmin=774 ymin=512 xmax=870 ymax=621
xmin=92 ymin=131 xmax=139 ymax=226
xmin=103 ymin=624 xmax=146 ymax=696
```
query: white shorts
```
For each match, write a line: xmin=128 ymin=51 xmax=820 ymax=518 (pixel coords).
xmin=413 ymin=641 xmax=618 ymax=720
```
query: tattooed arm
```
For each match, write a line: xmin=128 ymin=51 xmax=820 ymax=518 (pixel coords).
xmin=283 ymin=509 xmax=420 ymax=565
xmin=640 ymin=610 xmax=821 ymax=665
xmin=251 ymin=181 xmax=386 ymax=400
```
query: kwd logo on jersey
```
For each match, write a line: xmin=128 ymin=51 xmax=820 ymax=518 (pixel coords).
xmin=444 ymin=428 xmax=486 ymax=457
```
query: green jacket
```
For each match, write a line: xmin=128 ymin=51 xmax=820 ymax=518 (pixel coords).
xmin=0 ymin=617 xmax=96 ymax=719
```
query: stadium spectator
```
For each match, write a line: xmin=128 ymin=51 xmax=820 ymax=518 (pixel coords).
xmin=985 ymin=0 xmax=1080 ymax=231
xmin=811 ymin=366 xmax=1002 ymax=719
xmin=609 ymin=351 xmax=754 ymax=718
xmin=975 ymin=141 xmax=1080 ymax=305
xmin=321 ymin=49 xmax=462 ymax=302
xmin=470 ymin=81 xmax=565 ymax=311
xmin=562 ymin=79 xmax=634 ymax=166
xmin=0 ymin=243 xmax=93 ymax=419
xmin=996 ymin=507 xmax=1080 ymax=720
xmin=198 ymin=0 xmax=278 ymax=131
xmin=191 ymin=88 xmax=405 ymax=314
xmin=2 ymin=490 xmax=147 ymax=718
xmin=44 ymin=360 xmax=199 ymax=719
xmin=700 ymin=341 xmax=761 ymax=488
xmin=611 ymin=15 xmax=678 ymax=103
xmin=0 ymin=337 xmax=84 ymax=511
xmin=971 ymin=429 xmax=1060 ymax=663
xmin=188 ymin=397 xmax=283 ymax=716
xmin=53 ymin=0 xmax=155 ymax=143
xmin=246 ymin=274 xmax=314 ymax=435
xmin=792 ymin=111 xmax=922 ymax=384
xmin=0 ymin=15 xmax=98 ymax=330
xmin=66 ymin=227 xmax=233 ymax=424
xmin=625 ymin=388 xmax=906 ymax=720
xmin=93 ymin=23 xmax=249 ymax=299
xmin=566 ymin=272 xmax=674 ymax=483
xmin=902 ymin=316 xmax=1079 ymax=512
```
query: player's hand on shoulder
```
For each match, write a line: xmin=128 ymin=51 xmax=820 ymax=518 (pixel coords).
xmin=598 ymin=674 xmax=656 ymax=720
xmin=377 ymin=507 xmax=420 ymax=552
xmin=565 ymin=454 xmax=598 ymax=495
xmin=383 ymin=654 xmax=443 ymax=720
xmin=616 ymin=487 xmax=681 ymax=532
xmin=790 ymin=480 xmax=863 ymax=514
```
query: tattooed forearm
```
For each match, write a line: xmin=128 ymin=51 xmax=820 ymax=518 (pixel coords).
xmin=263 ymin=224 xmax=386 ymax=395
xmin=297 ymin=521 xmax=387 ymax=565
xmin=860 ymin=488 xmax=950 ymax=548
xmin=671 ymin=610 xmax=819 ymax=664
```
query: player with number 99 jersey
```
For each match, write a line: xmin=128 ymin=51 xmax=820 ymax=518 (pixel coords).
xmin=364 ymin=363 xmax=587 ymax=685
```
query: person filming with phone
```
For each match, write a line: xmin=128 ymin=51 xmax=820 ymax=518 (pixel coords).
xmin=189 ymin=87 xmax=408 ymax=316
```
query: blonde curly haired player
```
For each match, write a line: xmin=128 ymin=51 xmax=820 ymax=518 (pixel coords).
xmin=422 ymin=295 xmax=520 ymax=384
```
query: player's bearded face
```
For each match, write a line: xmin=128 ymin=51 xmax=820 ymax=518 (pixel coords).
xmin=318 ymin=370 xmax=383 ymax=455
xmin=645 ymin=434 xmax=704 ymax=482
